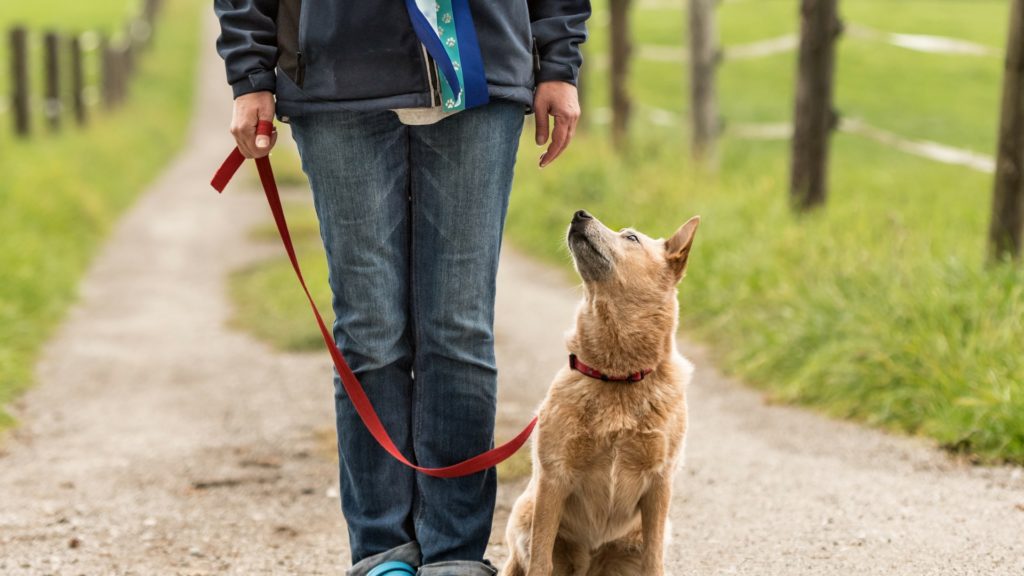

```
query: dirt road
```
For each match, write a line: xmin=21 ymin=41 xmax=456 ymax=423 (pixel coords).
xmin=2 ymin=12 xmax=1022 ymax=576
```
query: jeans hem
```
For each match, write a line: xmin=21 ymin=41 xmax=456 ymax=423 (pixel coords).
xmin=347 ymin=541 xmax=422 ymax=576
xmin=417 ymin=560 xmax=498 ymax=576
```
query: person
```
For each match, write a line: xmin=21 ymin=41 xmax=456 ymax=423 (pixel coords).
xmin=214 ymin=2 xmax=590 ymax=575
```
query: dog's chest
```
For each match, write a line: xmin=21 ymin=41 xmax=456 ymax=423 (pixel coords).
xmin=561 ymin=429 xmax=670 ymax=543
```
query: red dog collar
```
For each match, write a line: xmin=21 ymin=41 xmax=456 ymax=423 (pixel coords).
xmin=569 ymin=354 xmax=653 ymax=383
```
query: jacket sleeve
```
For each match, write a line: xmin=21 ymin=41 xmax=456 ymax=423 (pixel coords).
xmin=528 ymin=0 xmax=591 ymax=85
xmin=214 ymin=0 xmax=279 ymax=98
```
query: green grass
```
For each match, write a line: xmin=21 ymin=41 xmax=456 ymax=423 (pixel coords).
xmin=0 ymin=0 xmax=138 ymax=28
xmin=229 ymin=201 xmax=333 ymax=352
xmin=497 ymin=448 xmax=534 ymax=483
xmin=836 ymin=42 xmax=1000 ymax=153
xmin=228 ymin=0 xmax=1024 ymax=462
xmin=843 ymin=1 xmax=1009 ymax=48
xmin=0 ymin=0 xmax=202 ymax=428
xmin=711 ymin=41 xmax=1000 ymax=152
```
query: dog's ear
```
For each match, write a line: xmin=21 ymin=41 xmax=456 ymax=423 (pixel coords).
xmin=665 ymin=215 xmax=700 ymax=280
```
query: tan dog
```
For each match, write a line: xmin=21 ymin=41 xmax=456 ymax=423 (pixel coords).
xmin=504 ymin=209 xmax=699 ymax=576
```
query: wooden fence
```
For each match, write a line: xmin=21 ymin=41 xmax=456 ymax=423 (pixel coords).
xmin=592 ymin=0 xmax=1022 ymax=261
xmin=4 ymin=0 xmax=162 ymax=138
xmin=786 ymin=0 xmax=1022 ymax=261
xmin=683 ymin=0 xmax=1022 ymax=261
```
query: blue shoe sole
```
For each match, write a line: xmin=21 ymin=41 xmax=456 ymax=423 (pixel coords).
xmin=367 ymin=560 xmax=417 ymax=576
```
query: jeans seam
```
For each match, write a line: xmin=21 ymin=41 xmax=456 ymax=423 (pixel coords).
xmin=407 ymin=124 xmax=427 ymax=538
xmin=400 ymin=121 xmax=417 ymax=542
xmin=295 ymin=112 xmax=422 ymax=562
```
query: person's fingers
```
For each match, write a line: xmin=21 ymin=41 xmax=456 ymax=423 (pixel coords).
xmin=560 ymin=113 xmax=579 ymax=160
xmin=229 ymin=92 xmax=275 ymax=159
xmin=257 ymin=128 xmax=279 ymax=158
xmin=253 ymin=105 xmax=275 ymax=157
xmin=231 ymin=117 xmax=277 ymax=159
xmin=534 ymin=98 xmax=551 ymax=146
xmin=233 ymin=119 xmax=256 ymax=156
xmin=231 ymin=112 xmax=258 ymax=159
xmin=540 ymin=113 xmax=572 ymax=167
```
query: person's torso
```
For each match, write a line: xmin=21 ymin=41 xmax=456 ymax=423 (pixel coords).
xmin=274 ymin=0 xmax=536 ymax=115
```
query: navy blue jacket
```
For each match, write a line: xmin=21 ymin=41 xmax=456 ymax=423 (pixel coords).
xmin=214 ymin=0 xmax=590 ymax=118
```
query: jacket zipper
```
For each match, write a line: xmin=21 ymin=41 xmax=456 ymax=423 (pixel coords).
xmin=420 ymin=44 xmax=441 ymax=107
xmin=296 ymin=0 xmax=308 ymax=88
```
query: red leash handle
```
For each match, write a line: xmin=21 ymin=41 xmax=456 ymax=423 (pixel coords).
xmin=211 ymin=121 xmax=538 ymax=478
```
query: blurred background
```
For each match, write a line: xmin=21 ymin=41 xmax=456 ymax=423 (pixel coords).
xmin=0 ymin=0 xmax=1020 ymax=523
xmin=1 ymin=0 xmax=199 ymax=428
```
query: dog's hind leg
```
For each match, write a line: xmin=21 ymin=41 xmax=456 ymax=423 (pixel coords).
xmin=504 ymin=497 xmax=532 ymax=576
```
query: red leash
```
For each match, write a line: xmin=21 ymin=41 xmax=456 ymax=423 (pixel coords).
xmin=211 ymin=121 xmax=537 ymax=478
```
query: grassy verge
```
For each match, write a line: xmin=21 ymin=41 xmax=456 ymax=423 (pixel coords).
xmin=228 ymin=0 xmax=1024 ymax=463
xmin=229 ymin=200 xmax=333 ymax=351
xmin=0 ymin=0 xmax=203 ymax=428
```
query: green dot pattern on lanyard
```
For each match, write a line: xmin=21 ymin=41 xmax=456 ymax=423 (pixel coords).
xmin=435 ymin=0 xmax=466 ymax=112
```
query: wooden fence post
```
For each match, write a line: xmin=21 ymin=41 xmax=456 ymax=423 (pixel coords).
xmin=689 ymin=0 xmax=720 ymax=165
xmin=101 ymin=36 xmax=127 ymax=108
xmin=44 ymin=31 xmax=62 ymax=132
xmin=117 ymin=43 xmax=130 ymax=102
xmin=990 ymin=0 xmax=1024 ymax=262
xmin=144 ymin=0 xmax=161 ymax=28
xmin=10 ymin=27 xmax=31 ymax=137
xmin=609 ymin=0 xmax=633 ymax=150
xmin=790 ymin=0 xmax=842 ymax=211
xmin=70 ymin=34 xmax=87 ymax=126
xmin=100 ymin=35 xmax=114 ymax=108
xmin=120 ymin=25 xmax=135 ymax=80
xmin=143 ymin=0 xmax=157 ymax=24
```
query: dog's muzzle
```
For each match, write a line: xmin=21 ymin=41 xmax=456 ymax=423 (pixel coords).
xmin=567 ymin=210 xmax=612 ymax=281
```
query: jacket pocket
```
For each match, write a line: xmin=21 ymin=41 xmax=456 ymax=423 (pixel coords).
xmin=299 ymin=3 xmax=425 ymax=101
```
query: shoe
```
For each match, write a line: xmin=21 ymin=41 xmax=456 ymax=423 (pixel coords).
xmin=367 ymin=560 xmax=417 ymax=576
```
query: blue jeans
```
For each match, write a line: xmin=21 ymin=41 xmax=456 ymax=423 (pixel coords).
xmin=290 ymin=100 xmax=524 ymax=576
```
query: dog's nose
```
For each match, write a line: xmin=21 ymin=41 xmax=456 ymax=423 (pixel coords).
xmin=573 ymin=210 xmax=592 ymax=223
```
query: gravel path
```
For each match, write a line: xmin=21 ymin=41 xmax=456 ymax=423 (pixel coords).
xmin=2 ymin=12 xmax=1023 ymax=576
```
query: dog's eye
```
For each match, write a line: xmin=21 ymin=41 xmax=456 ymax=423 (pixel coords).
xmin=625 ymin=234 xmax=640 ymax=243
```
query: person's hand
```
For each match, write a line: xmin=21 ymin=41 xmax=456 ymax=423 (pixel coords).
xmin=533 ymin=81 xmax=580 ymax=168
xmin=231 ymin=91 xmax=278 ymax=159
